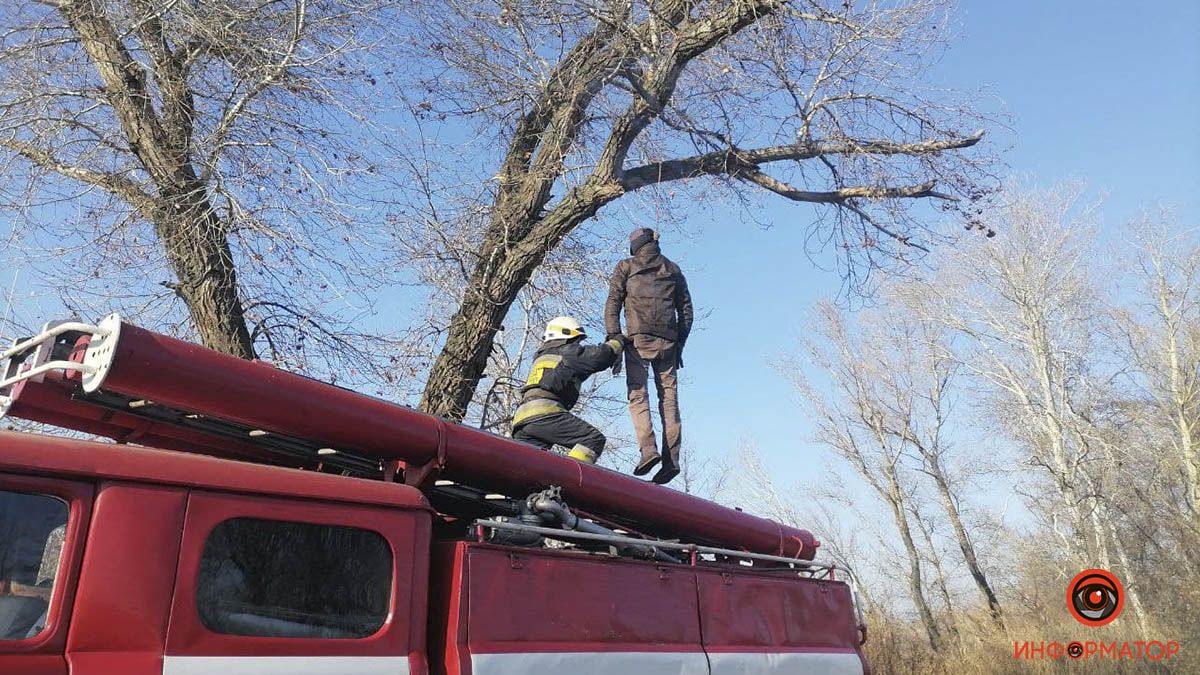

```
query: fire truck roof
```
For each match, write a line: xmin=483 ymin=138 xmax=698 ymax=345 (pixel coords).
xmin=0 ymin=429 xmax=431 ymax=511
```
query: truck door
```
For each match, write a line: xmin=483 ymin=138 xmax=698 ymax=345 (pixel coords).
xmin=696 ymin=569 xmax=866 ymax=675
xmin=0 ymin=475 xmax=92 ymax=675
xmin=164 ymin=492 xmax=429 ymax=675
xmin=436 ymin=543 xmax=709 ymax=675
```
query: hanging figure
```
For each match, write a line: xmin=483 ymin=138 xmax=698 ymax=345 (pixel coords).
xmin=511 ymin=317 xmax=626 ymax=464
xmin=605 ymin=228 xmax=693 ymax=484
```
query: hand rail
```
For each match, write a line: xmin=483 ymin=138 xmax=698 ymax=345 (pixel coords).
xmin=474 ymin=518 xmax=830 ymax=572
xmin=0 ymin=316 xmax=123 ymax=413
xmin=1 ymin=321 xmax=109 ymax=361
xmin=0 ymin=360 xmax=98 ymax=390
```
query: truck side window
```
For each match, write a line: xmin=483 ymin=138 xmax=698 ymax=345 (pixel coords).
xmin=196 ymin=518 xmax=392 ymax=639
xmin=0 ymin=491 xmax=68 ymax=641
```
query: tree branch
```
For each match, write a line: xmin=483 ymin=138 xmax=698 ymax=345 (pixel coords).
xmin=204 ymin=0 xmax=307 ymax=175
xmin=597 ymin=0 xmax=787 ymax=178
xmin=128 ymin=0 xmax=196 ymax=152
xmin=0 ymin=137 xmax=155 ymax=215
xmin=740 ymin=169 xmax=955 ymax=204
xmin=620 ymin=130 xmax=985 ymax=189
xmin=55 ymin=0 xmax=180 ymax=186
xmin=494 ymin=3 xmax=627 ymax=191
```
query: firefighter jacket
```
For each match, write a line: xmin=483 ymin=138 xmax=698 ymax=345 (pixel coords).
xmin=604 ymin=242 xmax=694 ymax=344
xmin=512 ymin=337 xmax=624 ymax=428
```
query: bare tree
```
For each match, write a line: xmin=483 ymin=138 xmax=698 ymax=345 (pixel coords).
xmin=395 ymin=0 xmax=997 ymax=420
xmin=1115 ymin=216 xmax=1200 ymax=525
xmin=794 ymin=304 xmax=947 ymax=652
xmin=1 ymin=0 xmax=402 ymax=374
xmin=908 ymin=502 xmax=961 ymax=645
xmin=727 ymin=441 xmax=876 ymax=605
xmin=730 ymin=441 xmax=804 ymax=525
xmin=758 ymin=196 xmax=1199 ymax=670
xmin=858 ymin=295 xmax=1007 ymax=627
xmin=910 ymin=184 xmax=1152 ymax=633
xmin=673 ymin=447 xmax=735 ymax=501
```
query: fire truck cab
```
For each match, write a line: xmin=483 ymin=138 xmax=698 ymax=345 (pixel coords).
xmin=0 ymin=316 xmax=868 ymax=675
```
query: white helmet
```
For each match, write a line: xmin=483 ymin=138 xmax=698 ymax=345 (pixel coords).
xmin=543 ymin=316 xmax=587 ymax=341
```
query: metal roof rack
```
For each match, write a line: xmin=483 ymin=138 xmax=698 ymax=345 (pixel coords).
xmin=473 ymin=517 xmax=865 ymax=629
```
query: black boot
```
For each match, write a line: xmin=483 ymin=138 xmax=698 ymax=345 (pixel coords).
xmin=634 ymin=454 xmax=661 ymax=476
xmin=651 ymin=464 xmax=680 ymax=485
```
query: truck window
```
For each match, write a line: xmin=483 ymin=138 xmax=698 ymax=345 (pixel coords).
xmin=0 ymin=491 xmax=68 ymax=641
xmin=196 ymin=517 xmax=391 ymax=639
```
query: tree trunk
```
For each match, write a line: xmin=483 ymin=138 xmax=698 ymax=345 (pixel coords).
xmin=419 ymin=287 xmax=515 ymax=420
xmin=419 ymin=182 xmax=620 ymax=420
xmin=154 ymin=190 xmax=255 ymax=359
xmin=885 ymin=472 xmax=944 ymax=653
xmin=912 ymin=509 xmax=961 ymax=647
xmin=60 ymin=2 xmax=255 ymax=360
xmin=1163 ymin=310 xmax=1200 ymax=519
xmin=418 ymin=222 xmax=551 ymax=420
xmin=928 ymin=456 xmax=1005 ymax=626
xmin=1094 ymin=485 xmax=1152 ymax=635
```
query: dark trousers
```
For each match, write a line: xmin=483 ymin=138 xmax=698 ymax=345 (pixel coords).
xmin=513 ymin=412 xmax=606 ymax=458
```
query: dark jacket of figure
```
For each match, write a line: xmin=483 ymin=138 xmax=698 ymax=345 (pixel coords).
xmin=604 ymin=241 xmax=694 ymax=343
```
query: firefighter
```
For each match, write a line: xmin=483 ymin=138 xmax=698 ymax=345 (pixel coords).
xmin=605 ymin=228 xmax=693 ymax=484
xmin=511 ymin=317 xmax=626 ymax=464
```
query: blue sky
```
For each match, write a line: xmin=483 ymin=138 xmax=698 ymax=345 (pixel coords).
xmin=670 ymin=0 xmax=1200 ymax=494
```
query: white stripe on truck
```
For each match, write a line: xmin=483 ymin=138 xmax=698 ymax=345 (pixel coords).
xmin=162 ymin=656 xmax=410 ymax=675
xmin=472 ymin=650 xmax=863 ymax=675
xmin=163 ymin=650 xmax=863 ymax=674
xmin=473 ymin=651 xmax=709 ymax=675
xmin=709 ymin=651 xmax=864 ymax=675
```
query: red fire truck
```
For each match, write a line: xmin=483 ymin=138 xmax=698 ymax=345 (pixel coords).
xmin=0 ymin=315 xmax=868 ymax=675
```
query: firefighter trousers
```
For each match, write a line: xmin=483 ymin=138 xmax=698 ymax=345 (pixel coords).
xmin=512 ymin=412 xmax=607 ymax=459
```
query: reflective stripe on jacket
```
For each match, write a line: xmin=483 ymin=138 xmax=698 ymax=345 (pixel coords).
xmin=512 ymin=398 xmax=568 ymax=427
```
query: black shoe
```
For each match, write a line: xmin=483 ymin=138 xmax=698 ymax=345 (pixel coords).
xmin=652 ymin=465 xmax=680 ymax=485
xmin=634 ymin=454 xmax=661 ymax=476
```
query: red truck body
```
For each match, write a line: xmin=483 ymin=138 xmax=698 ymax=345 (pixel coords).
xmin=0 ymin=316 xmax=868 ymax=675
